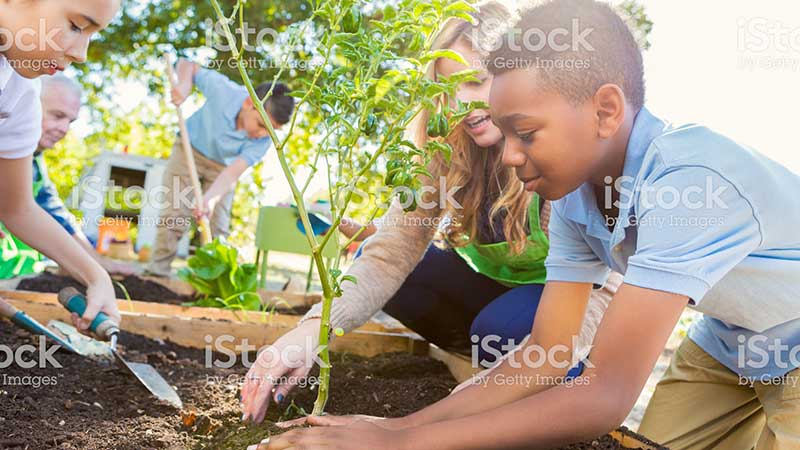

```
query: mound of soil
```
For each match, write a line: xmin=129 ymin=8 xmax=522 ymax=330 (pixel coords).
xmin=0 ymin=323 xmax=666 ymax=450
xmin=0 ymin=323 xmax=455 ymax=450
xmin=17 ymin=273 xmax=193 ymax=304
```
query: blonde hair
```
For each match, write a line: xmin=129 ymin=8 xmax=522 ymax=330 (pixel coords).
xmin=408 ymin=0 xmax=532 ymax=255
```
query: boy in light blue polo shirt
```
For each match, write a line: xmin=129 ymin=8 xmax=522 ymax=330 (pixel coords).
xmin=475 ymin=0 xmax=797 ymax=448
xmin=147 ymin=59 xmax=295 ymax=276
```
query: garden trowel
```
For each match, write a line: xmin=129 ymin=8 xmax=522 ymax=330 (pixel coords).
xmin=56 ymin=287 xmax=183 ymax=409
xmin=0 ymin=297 xmax=81 ymax=353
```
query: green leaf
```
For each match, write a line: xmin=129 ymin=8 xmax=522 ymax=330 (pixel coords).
xmin=420 ymin=49 xmax=468 ymax=66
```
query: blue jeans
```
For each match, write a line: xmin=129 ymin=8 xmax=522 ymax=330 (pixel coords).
xmin=379 ymin=245 xmax=544 ymax=367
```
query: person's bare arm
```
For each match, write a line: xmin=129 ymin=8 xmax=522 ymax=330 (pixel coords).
xmin=171 ymin=58 xmax=200 ymax=106
xmin=0 ymin=156 xmax=119 ymax=328
xmin=397 ymin=281 xmax=594 ymax=427
xmin=71 ymin=232 xmax=136 ymax=276
xmin=338 ymin=218 xmax=378 ymax=240
xmin=193 ymin=157 xmax=249 ymax=220
xmin=266 ymin=284 xmax=687 ymax=450
xmin=401 ymin=284 xmax=688 ymax=449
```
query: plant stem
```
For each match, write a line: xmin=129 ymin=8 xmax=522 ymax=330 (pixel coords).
xmin=209 ymin=0 xmax=338 ymax=415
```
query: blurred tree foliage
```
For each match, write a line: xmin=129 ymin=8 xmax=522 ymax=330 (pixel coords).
xmin=44 ymin=0 xmax=652 ymax=255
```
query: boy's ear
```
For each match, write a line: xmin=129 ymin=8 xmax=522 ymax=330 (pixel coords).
xmin=243 ymin=96 xmax=254 ymax=108
xmin=593 ymin=84 xmax=626 ymax=139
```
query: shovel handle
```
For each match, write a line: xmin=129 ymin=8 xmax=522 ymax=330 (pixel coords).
xmin=57 ymin=287 xmax=119 ymax=341
xmin=164 ymin=54 xmax=213 ymax=245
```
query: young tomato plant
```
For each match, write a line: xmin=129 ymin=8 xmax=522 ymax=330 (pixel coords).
xmin=207 ymin=0 xmax=481 ymax=415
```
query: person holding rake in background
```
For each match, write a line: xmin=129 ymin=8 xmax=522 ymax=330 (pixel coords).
xmin=146 ymin=59 xmax=295 ymax=277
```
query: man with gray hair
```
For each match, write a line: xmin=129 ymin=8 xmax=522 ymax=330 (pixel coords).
xmin=0 ymin=74 xmax=134 ymax=278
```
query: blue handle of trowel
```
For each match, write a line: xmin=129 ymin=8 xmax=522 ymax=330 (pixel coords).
xmin=57 ymin=287 xmax=119 ymax=341
xmin=0 ymin=299 xmax=80 ymax=353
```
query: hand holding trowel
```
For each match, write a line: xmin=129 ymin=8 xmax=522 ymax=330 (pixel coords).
xmin=56 ymin=287 xmax=183 ymax=409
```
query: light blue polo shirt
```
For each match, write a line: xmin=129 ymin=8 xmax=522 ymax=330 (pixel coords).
xmin=545 ymin=107 xmax=800 ymax=379
xmin=184 ymin=68 xmax=272 ymax=167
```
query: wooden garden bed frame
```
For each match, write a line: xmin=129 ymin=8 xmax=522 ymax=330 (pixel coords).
xmin=0 ymin=289 xmax=427 ymax=357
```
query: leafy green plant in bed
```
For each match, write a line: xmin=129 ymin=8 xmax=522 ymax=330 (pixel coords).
xmin=178 ymin=238 xmax=261 ymax=311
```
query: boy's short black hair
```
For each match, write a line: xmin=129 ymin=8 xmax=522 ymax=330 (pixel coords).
xmin=255 ymin=82 xmax=294 ymax=125
xmin=486 ymin=0 xmax=645 ymax=110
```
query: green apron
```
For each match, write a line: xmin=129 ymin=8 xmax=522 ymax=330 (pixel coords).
xmin=0 ymin=157 xmax=46 ymax=279
xmin=454 ymin=193 xmax=549 ymax=287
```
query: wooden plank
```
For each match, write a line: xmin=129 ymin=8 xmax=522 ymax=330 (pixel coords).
xmin=258 ymin=288 xmax=320 ymax=309
xmin=0 ymin=290 xmax=406 ymax=333
xmin=428 ymin=344 xmax=479 ymax=383
xmin=609 ymin=430 xmax=662 ymax=449
xmin=0 ymin=293 xmax=426 ymax=359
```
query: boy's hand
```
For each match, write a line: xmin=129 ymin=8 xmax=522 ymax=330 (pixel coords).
xmin=0 ymin=226 xmax=5 ymax=239
xmin=276 ymin=414 xmax=407 ymax=430
xmin=192 ymin=195 xmax=215 ymax=221
xmin=254 ymin=421 xmax=407 ymax=450
xmin=171 ymin=80 xmax=192 ymax=106
xmin=70 ymin=276 xmax=121 ymax=336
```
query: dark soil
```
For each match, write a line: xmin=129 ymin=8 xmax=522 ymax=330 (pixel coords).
xmin=17 ymin=273 xmax=193 ymax=305
xmin=0 ymin=323 xmax=666 ymax=450
xmin=0 ymin=322 xmax=455 ymax=450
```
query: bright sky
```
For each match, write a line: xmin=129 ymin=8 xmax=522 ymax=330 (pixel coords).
xmin=83 ymin=0 xmax=800 ymax=205
xmin=637 ymin=0 xmax=800 ymax=173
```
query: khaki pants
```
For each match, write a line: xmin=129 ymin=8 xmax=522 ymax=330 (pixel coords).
xmin=638 ymin=337 xmax=800 ymax=450
xmin=146 ymin=141 xmax=235 ymax=276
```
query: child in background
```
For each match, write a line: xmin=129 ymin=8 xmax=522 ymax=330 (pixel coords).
xmin=0 ymin=0 xmax=122 ymax=331
xmin=145 ymin=59 xmax=295 ymax=277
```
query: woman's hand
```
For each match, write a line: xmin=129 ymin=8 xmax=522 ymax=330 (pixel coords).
xmin=241 ymin=319 xmax=322 ymax=423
